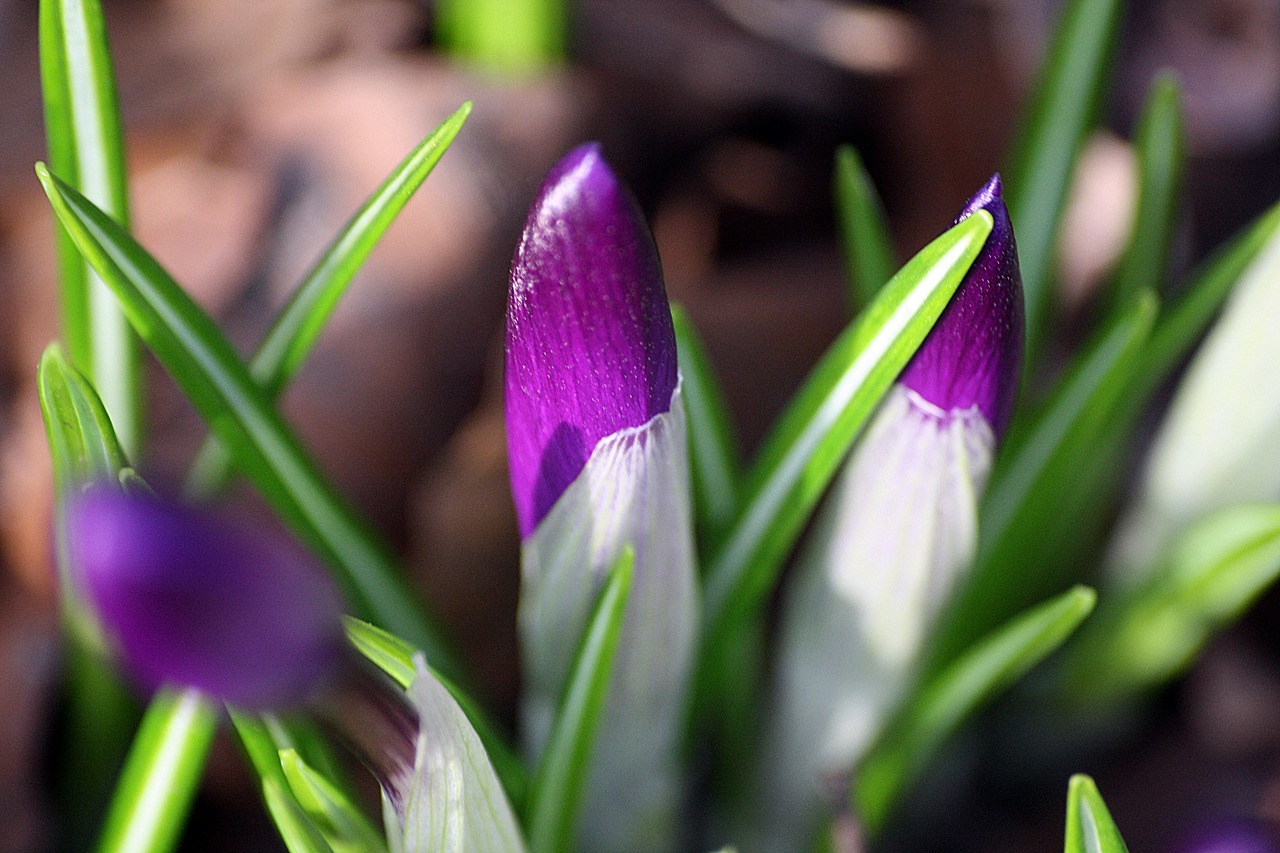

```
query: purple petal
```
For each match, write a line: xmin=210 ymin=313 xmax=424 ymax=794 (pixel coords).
xmin=67 ymin=486 xmax=346 ymax=709
xmin=1177 ymin=820 xmax=1280 ymax=853
xmin=505 ymin=144 xmax=678 ymax=537
xmin=899 ymin=174 xmax=1024 ymax=435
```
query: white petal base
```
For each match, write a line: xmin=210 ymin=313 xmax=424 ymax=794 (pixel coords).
xmin=520 ymin=384 xmax=699 ymax=853
xmin=752 ymin=384 xmax=994 ymax=850
xmin=394 ymin=658 xmax=527 ymax=853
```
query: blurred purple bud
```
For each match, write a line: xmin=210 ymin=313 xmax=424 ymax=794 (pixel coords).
xmin=899 ymin=174 xmax=1023 ymax=435
xmin=505 ymin=143 xmax=678 ymax=538
xmin=67 ymin=486 xmax=346 ymax=709
xmin=1178 ymin=820 xmax=1280 ymax=853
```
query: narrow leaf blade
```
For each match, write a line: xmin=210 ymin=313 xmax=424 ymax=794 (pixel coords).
xmin=39 ymin=0 xmax=140 ymax=456
xmin=527 ymin=549 xmax=634 ymax=853
xmin=834 ymin=145 xmax=896 ymax=311
xmin=1065 ymin=775 xmax=1131 ymax=853
xmin=1107 ymin=73 xmax=1185 ymax=313
xmin=1004 ymin=0 xmax=1124 ymax=356
xmin=703 ymin=211 xmax=993 ymax=644
xmin=280 ymin=750 xmax=388 ymax=853
xmin=95 ymin=688 xmax=219 ymax=853
xmin=185 ymin=103 xmax=472 ymax=497
xmin=1064 ymin=504 xmax=1280 ymax=704
xmin=855 ymin=586 xmax=1096 ymax=833
xmin=38 ymin=164 xmax=457 ymax=677
xmin=672 ymin=306 xmax=740 ymax=547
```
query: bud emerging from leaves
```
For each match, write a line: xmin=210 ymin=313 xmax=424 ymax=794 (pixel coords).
xmin=755 ymin=175 xmax=1023 ymax=849
xmin=506 ymin=144 xmax=698 ymax=852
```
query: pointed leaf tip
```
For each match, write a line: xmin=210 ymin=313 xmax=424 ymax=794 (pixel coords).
xmin=505 ymin=143 xmax=677 ymax=537
xmin=899 ymin=174 xmax=1024 ymax=435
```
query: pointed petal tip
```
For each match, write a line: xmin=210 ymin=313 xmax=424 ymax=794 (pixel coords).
xmin=68 ymin=486 xmax=346 ymax=709
xmin=899 ymin=176 xmax=1024 ymax=434
xmin=506 ymin=146 xmax=677 ymax=537
xmin=958 ymin=173 xmax=1003 ymax=219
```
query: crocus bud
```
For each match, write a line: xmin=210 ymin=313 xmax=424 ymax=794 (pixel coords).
xmin=752 ymin=176 xmax=1023 ymax=850
xmin=67 ymin=485 xmax=346 ymax=709
xmin=506 ymin=144 xmax=698 ymax=852
xmin=1108 ymin=225 xmax=1280 ymax=582
xmin=327 ymin=659 xmax=527 ymax=853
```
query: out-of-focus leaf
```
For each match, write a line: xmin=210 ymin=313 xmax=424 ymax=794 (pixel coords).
xmin=834 ymin=145 xmax=896 ymax=312
xmin=38 ymin=164 xmax=457 ymax=678
xmin=436 ymin=0 xmax=564 ymax=74
xmin=701 ymin=212 xmax=993 ymax=655
xmin=184 ymin=103 xmax=471 ymax=498
xmin=1140 ymin=199 xmax=1280 ymax=387
xmin=1107 ymin=73 xmax=1185 ymax=314
xmin=1003 ymin=0 xmax=1124 ymax=357
xmin=263 ymin=779 xmax=336 ymax=853
xmin=854 ymin=586 xmax=1095 ymax=833
xmin=527 ymin=549 xmax=633 ymax=853
xmin=39 ymin=0 xmax=140 ymax=455
xmin=672 ymin=306 xmax=740 ymax=547
xmin=930 ymin=292 xmax=1156 ymax=664
xmin=95 ymin=688 xmax=218 ymax=853
xmin=280 ymin=750 xmax=388 ymax=853
xmin=1064 ymin=504 xmax=1280 ymax=704
xmin=1065 ymin=775 xmax=1130 ymax=853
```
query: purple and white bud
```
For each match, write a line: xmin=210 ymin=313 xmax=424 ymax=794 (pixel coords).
xmin=67 ymin=485 xmax=347 ymax=710
xmin=505 ymin=144 xmax=698 ymax=853
xmin=754 ymin=176 xmax=1023 ymax=849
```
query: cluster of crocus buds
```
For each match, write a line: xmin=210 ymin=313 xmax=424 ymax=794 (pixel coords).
xmin=63 ymin=142 xmax=1028 ymax=853
xmin=505 ymin=144 xmax=699 ymax=853
xmin=753 ymin=176 xmax=1024 ymax=851
xmin=66 ymin=485 xmax=524 ymax=852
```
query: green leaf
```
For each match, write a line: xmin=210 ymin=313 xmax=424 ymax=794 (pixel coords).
xmin=1064 ymin=775 xmax=1130 ymax=853
xmin=1106 ymin=73 xmax=1185 ymax=314
xmin=344 ymin=617 xmax=528 ymax=811
xmin=39 ymin=0 xmax=141 ymax=457
xmin=834 ymin=145 xmax=896 ymax=312
xmin=263 ymin=779 xmax=337 ymax=853
xmin=1140 ymin=198 xmax=1280 ymax=391
xmin=701 ymin=211 xmax=993 ymax=651
xmin=37 ymin=164 xmax=458 ymax=678
xmin=1064 ymin=504 xmax=1280 ymax=705
xmin=95 ymin=688 xmax=219 ymax=853
xmin=184 ymin=103 xmax=472 ymax=498
xmin=671 ymin=305 xmax=740 ymax=547
xmin=854 ymin=586 xmax=1096 ymax=834
xmin=280 ymin=750 xmax=388 ymax=853
xmin=930 ymin=291 xmax=1157 ymax=664
xmin=37 ymin=343 xmax=140 ymax=841
xmin=436 ymin=0 xmax=564 ymax=74
xmin=1003 ymin=0 xmax=1124 ymax=358
xmin=527 ymin=548 xmax=634 ymax=853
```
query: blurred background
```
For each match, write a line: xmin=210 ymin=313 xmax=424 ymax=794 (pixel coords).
xmin=0 ymin=0 xmax=1279 ymax=849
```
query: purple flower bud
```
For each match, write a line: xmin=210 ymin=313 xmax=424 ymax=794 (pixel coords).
xmin=505 ymin=143 xmax=678 ymax=538
xmin=1178 ymin=820 xmax=1280 ymax=853
xmin=67 ymin=486 xmax=346 ymax=709
xmin=505 ymin=145 xmax=698 ymax=851
xmin=753 ymin=177 xmax=1024 ymax=850
xmin=899 ymin=174 xmax=1023 ymax=436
